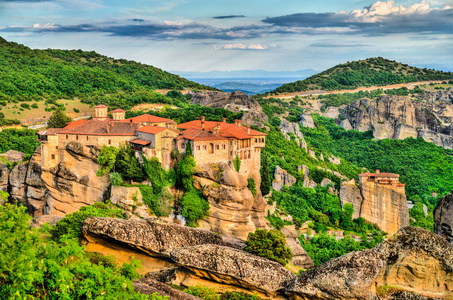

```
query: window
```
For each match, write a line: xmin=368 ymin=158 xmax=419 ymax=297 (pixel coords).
xmin=55 ymin=146 xmax=58 ymax=149
xmin=66 ymin=135 xmax=68 ymax=139
xmin=255 ymin=138 xmax=257 ymax=143
xmin=209 ymin=143 xmax=214 ymax=154
xmin=216 ymin=145 xmax=219 ymax=150
xmin=51 ymin=154 xmax=55 ymax=160
xmin=203 ymin=145 xmax=206 ymax=151
xmin=87 ymin=136 xmax=89 ymax=140
xmin=182 ymin=143 xmax=185 ymax=149
xmin=222 ymin=144 xmax=226 ymax=150
xmin=108 ymin=140 xmax=111 ymax=145
xmin=196 ymin=145 xmax=200 ymax=151
xmin=76 ymin=135 xmax=79 ymax=140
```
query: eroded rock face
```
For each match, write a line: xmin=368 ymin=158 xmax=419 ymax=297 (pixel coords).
xmin=134 ymin=277 xmax=202 ymax=300
xmin=0 ymin=163 xmax=9 ymax=193
xmin=272 ymin=166 xmax=297 ymax=192
xmin=281 ymin=226 xmax=314 ymax=269
xmin=8 ymin=142 xmax=111 ymax=216
xmin=300 ymin=112 xmax=315 ymax=129
xmin=280 ymin=119 xmax=308 ymax=151
xmin=191 ymin=91 xmax=268 ymax=127
xmin=170 ymin=244 xmax=295 ymax=296
xmin=286 ymin=227 xmax=453 ymax=300
xmin=194 ymin=162 xmax=269 ymax=240
xmin=341 ymin=91 xmax=453 ymax=148
xmin=434 ymin=191 xmax=453 ymax=246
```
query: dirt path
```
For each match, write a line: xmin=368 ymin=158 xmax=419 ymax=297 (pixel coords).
xmin=270 ymin=80 xmax=444 ymax=99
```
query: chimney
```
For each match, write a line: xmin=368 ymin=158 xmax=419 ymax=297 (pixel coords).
xmin=201 ymin=116 xmax=205 ymax=122
xmin=234 ymin=119 xmax=241 ymax=126
xmin=222 ymin=117 xmax=226 ymax=123
xmin=247 ymin=125 xmax=250 ymax=134
xmin=196 ymin=117 xmax=200 ymax=120
xmin=376 ymin=169 xmax=380 ymax=174
xmin=201 ymin=120 xmax=205 ymax=130
xmin=213 ymin=123 xmax=220 ymax=135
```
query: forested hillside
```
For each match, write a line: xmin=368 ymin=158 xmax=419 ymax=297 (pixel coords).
xmin=0 ymin=37 xmax=213 ymax=101
xmin=268 ymin=57 xmax=453 ymax=94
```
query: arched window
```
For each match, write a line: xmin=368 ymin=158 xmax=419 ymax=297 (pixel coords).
xmin=196 ymin=145 xmax=200 ymax=151
xmin=181 ymin=143 xmax=185 ymax=149
xmin=222 ymin=144 xmax=226 ymax=150
xmin=76 ymin=135 xmax=79 ymax=140
xmin=216 ymin=145 xmax=219 ymax=150
xmin=209 ymin=143 xmax=214 ymax=154
xmin=203 ymin=145 xmax=206 ymax=151
xmin=86 ymin=136 xmax=89 ymax=140
xmin=255 ymin=138 xmax=257 ymax=143
xmin=248 ymin=150 xmax=251 ymax=159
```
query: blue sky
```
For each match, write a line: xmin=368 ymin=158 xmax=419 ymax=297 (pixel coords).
xmin=0 ymin=0 xmax=452 ymax=73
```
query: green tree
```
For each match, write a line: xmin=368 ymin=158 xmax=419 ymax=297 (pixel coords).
xmin=260 ymin=153 xmax=271 ymax=196
xmin=47 ymin=109 xmax=72 ymax=128
xmin=247 ymin=177 xmax=257 ymax=197
xmin=244 ymin=229 xmax=292 ymax=265
xmin=97 ymin=145 xmax=119 ymax=176
xmin=110 ymin=172 xmax=123 ymax=186
xmin=115 ymin=145 xmax=145 ymax=182
xmin=143 ymin=156 xmax=165 ymax=194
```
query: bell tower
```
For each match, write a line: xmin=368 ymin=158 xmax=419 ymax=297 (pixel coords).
xmin=94 ymin=105 xmax=109 ymax=121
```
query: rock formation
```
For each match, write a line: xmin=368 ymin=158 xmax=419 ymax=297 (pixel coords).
xmin=299 ymin=112 xmax=315 ymax=129
xmin=191 ymin=91 xmax=268 ymax=127
xmin=285 ymin=226 xmax=453 ymax=300
xmin=134 ymin=277 xmax=202 ymax=300
xmin=279 ymin=119 xmax=308 ymax=151
xmin=340 ymin=91 xmax=453 ymax=149
xmin=110 ymin=186 xmax=149 ymax=219
xmin=434 ymin=191 xmax=453 ymax=246
xmin=340 ymin=171 xmax=409 ymax=235
xmin=272 ymin=166 xmax=297 ymax=192
xmin=281 ymin=226 xmax=314 ymax=269
xmin=8 ymin=142 xmax=110 ymax=216
xmin=170 ymin=244 xmax=295 ymax=297
xmin=192 ymin=162 xmax=269 ymax=240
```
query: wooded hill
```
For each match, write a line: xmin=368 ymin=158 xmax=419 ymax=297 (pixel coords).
xmin=267 ymin=57 xmax=453 ymax=94
xmin=0 ymin=37 xmax=213 ymax=100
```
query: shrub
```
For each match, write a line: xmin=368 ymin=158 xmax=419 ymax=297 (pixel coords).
xmin=220 ymin=292 xmax=264 ymax=300
xmin=180 ymin=191 xmax=209 ymax=227
xmin=31 ymin=103 xmax=38 ymax=109
xmin=143 ymin=156 xmax=165 ymax=194
xmin=50 ymin=202 xmax=125 ymax=242
xmin=110 ymin=172 xmax=123 ymax=186
xmin=140 ymin=185 xmax=172 ymax=217
xmin=184 ymin=286 xmax=219 ymax=300
xmin=73 ymin=108 xmax=80 ymax=113
xmin=244 ymin=229 xmax=292 ymax=265
xmin=247 ymin=177 xmax=257 ymax=197
xmin=20 ymin=103 xmax=30 ymax=109
xmin=97 ymin=145 xmax=119 ymax=176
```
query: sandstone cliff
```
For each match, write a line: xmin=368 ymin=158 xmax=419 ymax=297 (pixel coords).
xmin=285 ymin=226 xmax=453 ymax=300
xmin=434 ymin=191 xmax=453 ymax=246
xmin=8 ymin=142 xmax=110 ymax=216
xmin=191 ymin=91 xmax=268 ymax=127
xmin=340 ymin=91 xmax=453 ymax=148
xmin=193 ymin=162 xmax=269 ymax=240
xmin=340 ymin=173 xmax=410 ymax=235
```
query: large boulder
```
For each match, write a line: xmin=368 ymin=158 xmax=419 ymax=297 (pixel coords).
xmin=170 ymin=244 xmax=295 ymax=297
xmin=434 ymin=191 xmax=453 ymax=245
xmin=285 ymin=227 xmax=453 ymax=300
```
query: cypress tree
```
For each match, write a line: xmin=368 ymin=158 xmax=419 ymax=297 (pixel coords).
xmin=261 ymin=152 xmax=271 ymax=195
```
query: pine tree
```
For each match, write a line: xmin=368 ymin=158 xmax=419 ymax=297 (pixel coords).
xmin=261 ymin=153 xmax=271 ymax=196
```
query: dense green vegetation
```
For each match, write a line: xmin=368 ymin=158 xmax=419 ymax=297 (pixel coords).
xmin=268 ymin=57 xmax=452 ymax=94
xmin=183 ymin=286 xmax=264 ymax=300
xmin=0 ymin=37 xmax=212 ymax=104
xmin=0 ymin=128 xmax=40 ymax=156
xmin=0 ymin=201 xmax=165 ymax=299
xmin=244 ymin=229 xmax=292 ymax=265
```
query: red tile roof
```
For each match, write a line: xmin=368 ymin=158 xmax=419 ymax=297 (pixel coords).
xmin=112 ymin=109 xmax=126 ymax=113
xmin=129 ymin=139 xmax=151 ymax=146
xmin=64 ymin=119 xmax=88 ymax=129
xmin=136 ymin=125 xmax=167 ymax=135
xmin=95 ymin=104 xmax=108 ymax=108
xmin=177 ymin=128 xmax=228 ymax=142
xmin=121 ymin=114 xmax=175 ymax=124
xmin=37 ymin=128 xmax=64 ymax=136
xmin=59 ymin=119 xmax=138 ymax=136
xmin=178 ymin=120 xmax=266 ymax=140
xmin=359 ymin=172 xmax=399 ymax=178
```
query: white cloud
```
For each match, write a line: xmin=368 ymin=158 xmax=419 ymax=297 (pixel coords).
xmin=213 ymin=43 xmax=276 ymax=50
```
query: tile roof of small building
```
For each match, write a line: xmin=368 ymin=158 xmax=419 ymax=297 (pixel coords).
xmin=177 ymin=128 xmax=228 ymax=142
xmin=121 ymin=114 xmax=176 ymax=124
xmin=359 ymin=171 xmax=399 ymax=178
xmin=59 ymin=119 xmax=138 ymax=136
xmin=37 ymin=128 xmax=64 ymax=136
xmin=94 ymin=104 xmax=108 ymax=108
xmin=129 ymin=139 xmax=151 ymax=146
xmin=178 ymin=120 xmax=266 ymax=140
xmin=112 ymin=109 xmax=126 ymax=113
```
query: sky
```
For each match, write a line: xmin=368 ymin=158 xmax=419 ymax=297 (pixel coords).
xmin=0 ymin=0 xmax=452 ymax=74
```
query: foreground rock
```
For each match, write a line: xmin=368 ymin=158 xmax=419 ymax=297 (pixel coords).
xmin=170 ymin=244 xmax=295 ymax=297
xmin=134 ymin=277 xmax=201 ymax=300
xmin=191 ymin=91 xmax=268 ymax=127
xmin=434 ymin=191 xmax=453 ymax=246
xmin=81 ymin=217 xmax=241 ymax=274
xmin=281 ymin=226 xmax=314 ymax=269
xmin=194 ymin=162 xmax=269 ymax=240
xmin=341 ymin=91 xmax=453 ymax=149
xmin=286 ymin=227 xmax=453 ymax=300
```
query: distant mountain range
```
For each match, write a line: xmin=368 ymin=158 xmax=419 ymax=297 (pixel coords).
xmin=173 ymin=69 xmax=318 ymax=79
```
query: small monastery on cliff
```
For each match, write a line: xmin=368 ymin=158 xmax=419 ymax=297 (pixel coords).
xmin=37 ymin=105 xmax=266 ymax=174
